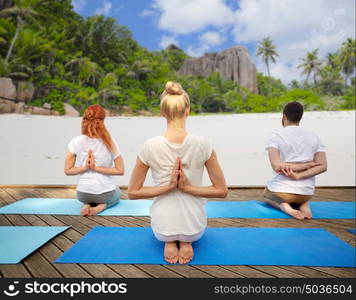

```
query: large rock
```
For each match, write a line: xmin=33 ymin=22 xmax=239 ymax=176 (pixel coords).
xmin=14 ymin=102 xmax=25 ymax=114
xmin=0 ymin=77 xmax=16 ymax=101
xmin=30 ymin=107 xmax=51 ymax=115
xmin=64 ymin=103 xmax=80 ymax=117
xmin=178 ymin=46 xmax=257 ymax=93
xmin=0 ymin=99 xmax=16 ymax=113
xmin=16 ymin=81 xmax=35 ymax=103
xmin=165 ymin=44 xmax=183 ymax=52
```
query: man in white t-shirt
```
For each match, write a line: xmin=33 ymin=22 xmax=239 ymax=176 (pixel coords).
xmin=264 ymin=101 xmax=327 ymax=219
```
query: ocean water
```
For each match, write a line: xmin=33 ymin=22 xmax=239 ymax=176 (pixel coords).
xmin=0 ymin=111 xmax=354 ymax=186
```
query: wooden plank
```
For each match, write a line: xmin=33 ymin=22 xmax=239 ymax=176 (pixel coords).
xmin=24 ymin=252 xmax=63 ymax=278
xmin=106 ymin=265 xmax=152 ymax=278
xmin=0 ymin=264 xmax=32 ymax=278
xmin=36 ymin=214 xmax=83 ymax=243
xmin=134 ymin=265 xmax=183 ymax=278
xmin=22 ymin=214 xmax=92 ymax=278
xmin=4 ymin=187 xmax=33 ymax=201
xmin=310 ymin=267 xmax=356 ymax=278
xmin=278 ymin=266 xmax=335 ymax=278
xmin=118 ymin=216 xmax=150 ymax=227
xmin=165 ymin=265 xmax=214 ymax=278
xmin=250 ymin=266 xmax=306 ymax=278
xmin=54 ymin=215 xmax=91 ymax=235
xmin=0 ymin=214 xmax=12 ymax=225
xmin=193 ymin=266 xmax=244 ymax=278
xmin=2 ymin=214 xmax=62 ymax=278
xmin=0 ymin=189 xmax=16 ymax=204
xmin=88 ymin=216 xmax=139 ymax=227
xmin=221 ymin=266 xmax=275 ymax=278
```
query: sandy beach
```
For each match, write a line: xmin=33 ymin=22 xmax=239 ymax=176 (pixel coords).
xmin=0 ymin=111 xmax=354 ymax=186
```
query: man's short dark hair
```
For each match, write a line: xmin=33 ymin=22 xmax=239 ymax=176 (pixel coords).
xmin=283 ymin=101 xmax=304 ymax=123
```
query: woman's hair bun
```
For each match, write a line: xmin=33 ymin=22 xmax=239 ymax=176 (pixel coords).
xmin=165 ymin=81 xmax=183 ymax=95
xmin=85 ymin=110 xmax=96 ymax=121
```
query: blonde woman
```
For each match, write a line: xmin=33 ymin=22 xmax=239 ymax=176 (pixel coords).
xmin=128 ymin=81 xmax=228 ymax=264
xmin=64 ymin=104 xmax=124 ymax=216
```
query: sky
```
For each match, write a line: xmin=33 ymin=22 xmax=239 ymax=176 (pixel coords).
xmin=72 ymin=0 xmax=355 ymax=83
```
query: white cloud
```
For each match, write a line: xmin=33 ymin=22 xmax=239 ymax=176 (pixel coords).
xmin=95 ymin=0 xmax=112 ymax=15
xmin=72 ymin=0 xmax=87 ymax=12
xmin=150 ymin=0 xmax=355 ymax=82
xmin=233 ymin=0 xmax=355 ymax=82
xmin=139 ymin=9 xmax=157 ymax=17
xmin=187 ymin=31 xmax=226 ymax=57
xmin=152 ymin=0 xmax=235 ymax=34
xmin=200 ymin=31 xmax=225 ymax=47
xmin=159 ymin=35 xmax=180 ymax=49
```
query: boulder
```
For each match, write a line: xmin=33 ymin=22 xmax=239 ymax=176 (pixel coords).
xmin=43 ymin=102 xmax=51 ymax=109
xmin=64 ymin=103 xmax=80 ymax=117
xmin=14 ymin=102 xmax=25 ymax=114
xmin=165 ymin=44 xmax=183 ymax=52
xmin=0 ymin=77 xmax=16 ymax=101
xmin=31 ymin=106 xmax=52 ymax=115
xmin=104 ymin=108 xmax=113 ymax=117
xmin=16 ymin=81 xmax=35 ymax=103
xmin=178 ymin=46 xmax=257 ymax=93
xmin=0 ymin=99 xmax=16 ymax=113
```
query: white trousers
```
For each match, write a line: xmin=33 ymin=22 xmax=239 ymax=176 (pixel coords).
xmin=153 ymin=230 xmax=205 ymax=242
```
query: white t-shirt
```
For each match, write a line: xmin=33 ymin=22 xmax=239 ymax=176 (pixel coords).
xmin=265 ymin=126 xmax=325 ymax=195
xmin=138 ymin=134 xmax=213 ymax=236
xmin=68 ymin=135 xmax=121 ymax=194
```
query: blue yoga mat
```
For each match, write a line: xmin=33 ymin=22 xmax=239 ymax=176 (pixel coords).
xmin=0 ymin=226 xmax=69 ymax=264
xmin=0 ymin=198 xmax=354 ymax=219
xmin=55 ymin=227 xmax=355 ymax=267
xmin=347 ymin=228 xmax=356 ymax=234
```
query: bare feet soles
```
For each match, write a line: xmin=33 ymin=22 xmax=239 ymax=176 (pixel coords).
xmin=178 ymin=242 xmax=193 ymax=264
xmin=280 ymin=202 xmax=304 ymax=220
xmin=81 ymin=204 xmax=90 ymax=216
xmin=299 ymin=202 xmax=312 ymax=219
xmin=164 ymin=242 xmax=179 ymax=264
xmin=88 ymin=204 xmax=107 ymax=216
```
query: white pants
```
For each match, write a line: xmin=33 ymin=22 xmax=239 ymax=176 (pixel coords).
xmin=153 ymin=230 xmax=205 ymax=242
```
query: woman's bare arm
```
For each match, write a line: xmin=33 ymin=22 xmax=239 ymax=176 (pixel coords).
xmin=93 ymin=155 xmax=125 ymax=176
xmin=178 ymin=151 xmax=228 ymax=198
xmin=127 ymin=158 xmax=179 ymax=199
xmin=64 ymin=152 xmax=88 ymax=175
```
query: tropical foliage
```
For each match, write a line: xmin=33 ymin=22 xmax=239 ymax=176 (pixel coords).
xmin=0 ymin=0 xmax=354 ymax=115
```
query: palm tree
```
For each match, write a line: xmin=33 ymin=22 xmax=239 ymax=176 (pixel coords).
xmin=126 ymin=60 xmax=152 ymax=80
xmin=256 ymin=37 xmax=279 ymax=77
xmin=0 ymin=0 xmax=38 ymax=66
xmin=319 ymin=65 xmax=344 ymax=95
xmin=338 ymin=38 xmax=355 ymax=86
xmin=297 ymin=49 xmax=323 ymax=85
xmin=326 ymin=53 xmax=338 ymax=68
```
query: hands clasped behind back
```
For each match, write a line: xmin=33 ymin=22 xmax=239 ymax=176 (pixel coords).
xmin=169 ymin=157 xmax=192 ymax=193
xmin=85 ymin=149 xmax=96 ymax=170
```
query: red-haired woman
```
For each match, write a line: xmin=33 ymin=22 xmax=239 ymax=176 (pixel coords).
xmin=64 ymin=104 xmax=124 ymax=216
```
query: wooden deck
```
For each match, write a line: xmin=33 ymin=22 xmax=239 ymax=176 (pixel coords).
xmin=0 ymin=187 xmax=355 ymax=278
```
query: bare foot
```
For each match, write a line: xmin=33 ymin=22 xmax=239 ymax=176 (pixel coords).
xmin=81 ymin=204 xmax=90 ymax=216
xmin=88 ymin=204 xmax=107 ymax=216
xmin=164 ymin=242 xmax=179 ymax=264
xmin=178 ymin=242 xmax=193 ymax=264
xmin=280 ymin=203 xmax=304 ymax=220
xmin=299 ymin=202 xmax=312 ymax=219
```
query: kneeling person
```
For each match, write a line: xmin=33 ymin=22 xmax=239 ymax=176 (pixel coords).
xmin=264 ymin=101 xmax=327 ymax=219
